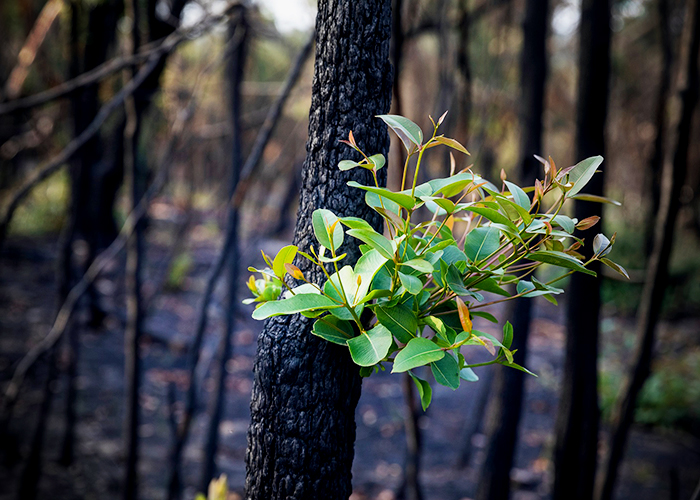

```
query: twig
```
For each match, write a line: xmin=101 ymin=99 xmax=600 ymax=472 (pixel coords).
xmin=3 ymin=0 xmax=65 ymax=100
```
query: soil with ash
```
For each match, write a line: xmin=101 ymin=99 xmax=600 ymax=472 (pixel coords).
xmin=1 ymin=229 xmax=699 ymax=500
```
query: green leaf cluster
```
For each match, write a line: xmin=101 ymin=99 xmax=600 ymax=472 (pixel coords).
xmin=245 ymin=114 xmax=626 ymax=410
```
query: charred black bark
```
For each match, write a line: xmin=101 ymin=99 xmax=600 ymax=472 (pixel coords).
xmin=244 ymin=0 xmax=393 ymax=498
xmin=552 ymin=0 xmax=611 ymax=498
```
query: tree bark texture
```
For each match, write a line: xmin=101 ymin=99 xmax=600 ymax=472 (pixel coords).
xmin=595 ymin=0 xmax=700 ymax=498
xmin=553 ymin=0 xmax=610 ymax=498
xmin=244 ymin=1 xmax=393 ymax=498
xmin=475 ymin=1 xmax=547 ymax=498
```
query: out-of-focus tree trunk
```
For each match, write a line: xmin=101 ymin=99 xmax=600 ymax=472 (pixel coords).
xmin=552 ymin=0 xmax=611 ymax=497
xmin=474 ymin=0 xmax=548 ymax=496
xmin=200 ymin=9 xmax=248 ymax=492
xmin=595 ymin=0 xmax=700 ymax=498
xmin=244 ymin=0 xmax=393 ymax=497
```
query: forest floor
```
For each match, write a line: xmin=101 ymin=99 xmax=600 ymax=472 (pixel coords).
xmin=1 ymin=211 xmax=699 ymax=500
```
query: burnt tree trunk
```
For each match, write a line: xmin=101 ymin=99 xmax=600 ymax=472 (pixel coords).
xmin=552 ymin=0 xmax=611 ymax=498
xmin=594 ymin=0 xmax=700 ymax=498
xmin=200 ymin=10 xmax=248 ymax=492
xmin=475 ymin=2 xmax=547 ymax=498
xmin=243 ymin=0 xmax=393 ymax=498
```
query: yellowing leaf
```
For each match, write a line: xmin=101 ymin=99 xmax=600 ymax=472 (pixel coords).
xmin=284 ymin=263 xmax=305 ymax=280
xmin=456 ymin=297 xmax=472 ymax=333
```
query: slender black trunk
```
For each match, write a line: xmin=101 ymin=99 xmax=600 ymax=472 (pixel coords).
xmin=397 ymin=375 xmax=423 ymax=500
xmin=244 ymin=0 xmax=393 ymax=497
xmin=552 ymin=0 xmax=611 ymax=498
xmin=200 ymin=11 xmax=248 ymax=492
xmin=475 ymin=0 xmax=547 ymax=497
xmin=595 ymin=0 xmax=700 ymax=498
xmin=123 ymin=0 xmax=143 ymax=497
xmin=457 ymin=366 xmax=493 ymax=468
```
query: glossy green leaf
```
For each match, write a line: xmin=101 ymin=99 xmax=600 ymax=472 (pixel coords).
xmin=368 ymin=154 xmax=386 ymax=170
xmin=365 ymin=191 xmax=401 ymax=214
xmin=503 ymin=180 xmax=530 ymax=210
xmin=348 ymin=181 xmax=416 ymax=210
xmin=312 ymin=316 xmax=355 ymax=345
xmin=340 ymin=216 xmax=375 ymax=231
xmin=377 ymin=114 xmax=423 ymax=151
xmin=348 ymin=324 xmax=393 ymax=366
xmin=552 ymin=215 xmax=576 ymax=234
xmin=459 ymin=366 xmax=479 ymax=382
xmin=338 ymin=160 xmax=362 ymax=171
xmin=398 ymin=271 xmax=423 ymax=295
xmin=431 ymin=352 xmax=460 ymax=389
xmin=400 ymin=258 xmax=434 ymax=273
xmin=464 ymin=226 xmax=501 ymax=263
xmin=312 ymin=209 xmax=343 ymax=251
xmin=347 ymin=228 xmax=395 ymax=259
xmin=252 ymin=293 xmax=339 ymax=320
xmin=376 ymin=303 xmax=417 ymax=344
xmin=393 ymin=337 xmax=445 ymax=373
xmin=471 ymin=310 xmax=498 ymax=323
xmin=272 ymin=245 xmax=298 ymax=278
xmin=502 ymin=321 xmax=513 ymax=348
xmin=526 ymin=250 xmax=596 ymax=276
xmin=566 ymin=156 xmax=603 ymax=196
xmin=409 ymin=373 xmax=433 ymax=411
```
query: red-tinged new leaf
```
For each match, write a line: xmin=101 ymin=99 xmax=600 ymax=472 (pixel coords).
xmin=434 ymin=136 xmax=470 ymax=155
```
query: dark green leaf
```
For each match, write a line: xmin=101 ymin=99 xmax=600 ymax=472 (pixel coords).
xmin=409 ymin=373 xmax=433 ymax=411
xmin=569 ymin=193 xmax=622 ymax=206
xmin=392 ymin=337 xmax=445 ymax=373
xmin=312 ymin=316 xmax=355 ymax=345
xmin=526 ymin=250 xmax=596 ymax=276
xmin=503 ymin=321 xmax=513 ymax=348
xmin=348 ymin=324 xmax=393 ymax=366
xmin=431 ymin=352 xmax=460 ymax=389
xmin=376 ymin=303 xmax=417 ymax=344
xmin=464 ymin=226 xmax=501 ymax=263
xmin=348 ymin=181 xmax=416 ymax=210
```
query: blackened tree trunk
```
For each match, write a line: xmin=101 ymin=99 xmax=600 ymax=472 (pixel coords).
xmin=475 ymin=1 xmax=548 ymax=498
xmin=122 ymin=0 xmax=143 ymax=497
xmin=455 ymin=0 xmax=472 ymax=144
xmin=552 ymin=0 xmax=611 ymax=498
xmin=595 ymin=1 xmax=700 ymax=499
xmin=200 ymin=10 xmax=248 ymax=492
xmin=244 ymin=1 xmax=393 ymax=498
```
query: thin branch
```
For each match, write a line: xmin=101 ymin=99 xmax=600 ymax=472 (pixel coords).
xmin=0 ymin=38 xmax=170 ymax=115
xmin=2 ymin=0 xmax=65 ymax=100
